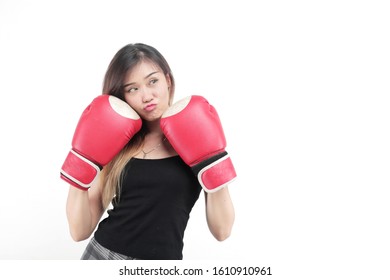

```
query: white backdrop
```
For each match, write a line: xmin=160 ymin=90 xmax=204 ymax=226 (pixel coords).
xmin=1 ymin=0 xmax=389 ymax=279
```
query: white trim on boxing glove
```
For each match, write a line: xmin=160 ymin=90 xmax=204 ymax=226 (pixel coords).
xmin=60 ymin=150 xmax=101 ymax=190
xmin=108 ymin=95 xmax=141 ymax=119
xmin=197 ymin=154 xmax=237 ymax=193
xmin=161 ymin=96 xmax=192 ymax=117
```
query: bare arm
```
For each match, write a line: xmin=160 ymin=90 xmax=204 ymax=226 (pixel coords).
xmin=66 ymin=178 xmax=106 ymax=242
xmin=205 ymin=186 xmax=235 ymax=241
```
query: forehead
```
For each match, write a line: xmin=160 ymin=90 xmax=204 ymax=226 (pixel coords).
xmin=125 ymin=60 xmax=162 ymax=81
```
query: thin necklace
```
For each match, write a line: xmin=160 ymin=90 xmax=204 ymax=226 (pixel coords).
xmin=141 ymin=137 xmax=167 ymax=159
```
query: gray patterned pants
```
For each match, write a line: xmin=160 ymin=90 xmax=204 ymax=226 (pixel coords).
xmin=80 ymin=237 xmax=140 ymax=260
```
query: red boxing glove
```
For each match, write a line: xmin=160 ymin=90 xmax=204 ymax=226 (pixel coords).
xmin=60 ymin=95 xmax=142 ymax=190
xmin=160 ymin=95 xmax=236 ymax=192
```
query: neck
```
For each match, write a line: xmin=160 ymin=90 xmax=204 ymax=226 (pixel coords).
xmin=144 ymin=119 xmax=163 ymax=135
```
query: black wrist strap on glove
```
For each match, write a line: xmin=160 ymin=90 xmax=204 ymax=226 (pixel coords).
xmin=191 ymin=151 xmax=228 ymax=176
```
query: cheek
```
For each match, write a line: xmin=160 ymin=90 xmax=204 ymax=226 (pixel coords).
xmin=159 ymin=84 xmax=171 ymax=101
xmin=124 ymin=95 xmax=141 ymax=111
xmin=123 ymin=95 xmax=132 ymax=106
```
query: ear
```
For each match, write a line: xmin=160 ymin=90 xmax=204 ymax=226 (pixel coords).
xmin=165 ymin=74 xmax=172 ymax=89
xmin=166 ymin=74 xmax=174 ymax=106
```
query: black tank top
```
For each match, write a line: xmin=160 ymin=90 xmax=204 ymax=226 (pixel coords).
xmin=94 ymin=156 xmax=202 ymax=260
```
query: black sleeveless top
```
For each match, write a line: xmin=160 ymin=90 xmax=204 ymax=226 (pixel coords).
xmin=94 ymin=156 xmax=202 ymax=260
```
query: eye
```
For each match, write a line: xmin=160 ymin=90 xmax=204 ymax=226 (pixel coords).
xmin=149 ymin=78 xmax=158 ymax=85
xmin=127 ymin=87 xmax=138 ymax=93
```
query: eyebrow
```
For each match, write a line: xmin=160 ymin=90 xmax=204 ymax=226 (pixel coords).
xmin=122 ymin=71 xmax=160 ymax=88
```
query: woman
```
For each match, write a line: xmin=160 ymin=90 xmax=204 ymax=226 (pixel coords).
xmin=64 ymin=43 xmax=235 ymax=260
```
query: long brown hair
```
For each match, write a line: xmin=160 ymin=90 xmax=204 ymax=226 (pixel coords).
xmin=100 ymin=43 xmax=175 ymax=208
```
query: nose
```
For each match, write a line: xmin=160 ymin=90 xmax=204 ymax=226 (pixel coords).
xmin=141 ymin=87 xmax=154 ymax=103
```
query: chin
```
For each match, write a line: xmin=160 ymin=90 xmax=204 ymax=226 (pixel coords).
xmin=143 ymin=113 xmax=162 ymax=122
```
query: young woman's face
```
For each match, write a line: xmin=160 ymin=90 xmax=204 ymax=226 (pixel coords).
xmin=123 ymin=60 xmax=171 ymax=122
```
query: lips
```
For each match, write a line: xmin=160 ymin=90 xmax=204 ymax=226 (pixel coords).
xmin=144 ymin=104 xmax=157 ymax=112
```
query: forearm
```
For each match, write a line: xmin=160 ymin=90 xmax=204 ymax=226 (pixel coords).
xmin=205 ymin=186 xmax=235 ymax=241
xmin=66 ymin=187 xmax=98 ymax=241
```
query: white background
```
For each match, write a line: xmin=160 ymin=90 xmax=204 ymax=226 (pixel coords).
xmin=0 ymin=0 xmax=389 ymax=279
